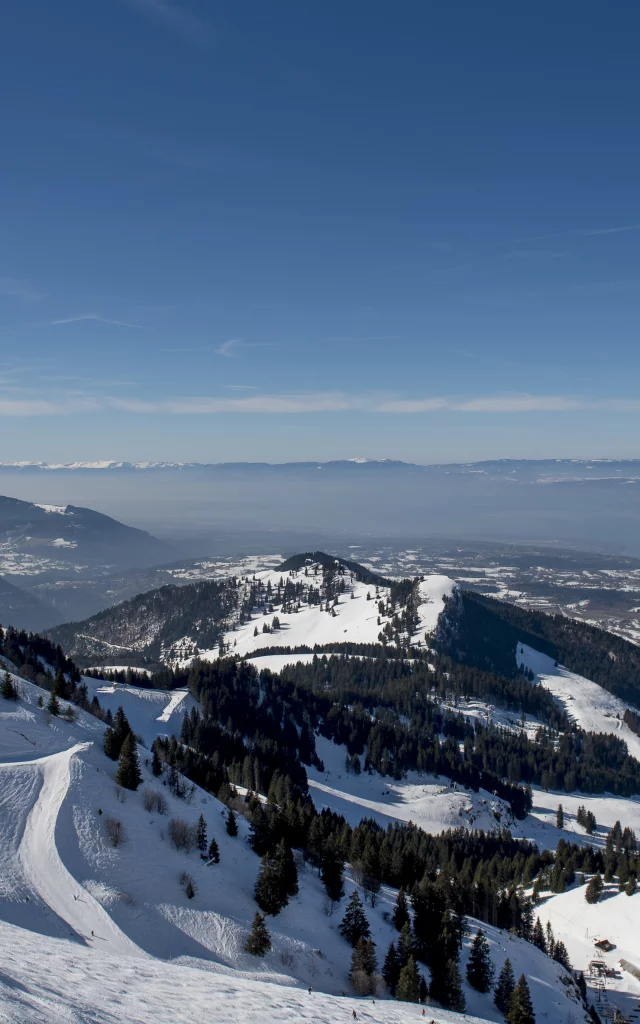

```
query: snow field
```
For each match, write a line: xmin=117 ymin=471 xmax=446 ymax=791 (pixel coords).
xmin=192 ymin=567 xmax=455 ymax=664
xmin=517 ymin=642 xmax=640 ymax=762
xmin=0 ymin=678 xmax=588 ymax=1023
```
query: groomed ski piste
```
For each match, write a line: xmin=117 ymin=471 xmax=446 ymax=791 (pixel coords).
xmin=0 ymin=665 xmax=592 ymax=1024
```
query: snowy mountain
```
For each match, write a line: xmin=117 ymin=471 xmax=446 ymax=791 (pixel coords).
xmin=48 ymin=553 xmax=456 ymax=668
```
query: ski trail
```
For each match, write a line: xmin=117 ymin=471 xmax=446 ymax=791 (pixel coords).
xmin=156 ymin=689 xmax=188 ymax=723
xmin=12 ymin=742 xmax=145 ymax=958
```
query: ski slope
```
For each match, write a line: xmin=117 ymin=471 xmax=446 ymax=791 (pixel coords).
xmin=0 ymin=918 xmax=495 ymax=1024
xmin=82 ymin=678 xmax=199 ymax=747
xmin=517 ymin=642 xmax=640 ymax=762
xmin=0 ymin=676 xmax=588 ymax=1023
xmin=539 ymin=882 xmax=640 ymax=1022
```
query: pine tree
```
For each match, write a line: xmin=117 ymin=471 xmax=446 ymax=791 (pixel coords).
xmin=585 ymin=873 xmax=603 ymax=904
xmin=274 ymin=840 xmax=298 ymax=899
xmin=393 ymin=888 xmax=410 ymax=931
xmin=47 ymin=691 xmax=60 ymax=716
xmin=443 ymin=959 xmax=466 ymax=1012
xmin=396 ymin=955 xmax=420 ymax=1002
xmin=151 ymin=741 xmax=163 ymax=777
xmin=466 ymin=929 xmax=494 ymax=992
xmin=105 ymin=706 xmax=132 ymax=760
xmin=196 ymin=813 xmax=207 ymax=853
xmin=207 ymin=837 xmax=220 ymax=863
xmin=339 ymin=889 xmax=370 ymax=946
xmin=494 ymin=957 xmax=516 ymax=1015
xmin=350 ymin=937 xmax=377 ymax=995
xmin=507 ymin=974 xmax=535 ymax=1024
xmin=1 ymin=670 xmax=16 ymax=700
xmin=254 ymin=842 xmax=296 ymax=916
xmin=185 ymin=880 xmax=195 ymax=899
xmin=116 ymin=733 xmax=142 ymax=791
xmin=226 ymin=808 xmax=238 ymax=837
xmin=625 ymin=875 xmax=637 ymax=896
xmin=397 ymin=920 xmax=414 ymax=967
xmin=556 ymin=804 xmax=564 ymax=829
xmin=552 ymin=940 xmax=572 ymax=971
xmin=244 ymin=912 xmax=271 ymax=956
xmin=382 ymin=942 xmax=401 ymax=995
xmin=321 ymin=846 xmax=344 ymax=903
xmin=532 ymin=917 xmax=547 ymax=953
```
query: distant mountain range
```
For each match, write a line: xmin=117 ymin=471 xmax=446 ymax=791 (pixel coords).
xmin=2 ymin=457 xmax=640 ymax=480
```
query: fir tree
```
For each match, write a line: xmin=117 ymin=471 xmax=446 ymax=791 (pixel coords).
xmin=207 ymin=837 xmax=220 ymax=863
xmin=349 ymin=936 xmax=377 ymax=995
xmin=507 ymin=974 xmax=535 ymax=1024
xmin=556 ymin=804 xmax=564 ymax=829
xmin=244 ymin=912 xmax=271 ymax=956
xmin=1 ymin=670 xmax=17 ymax=700
xmin=494 ymin=957 xmax=516 ymax=1016
xmin=274 ymin=839 xmax=298 ymax=899
xmin=397 ymin=920 xmax=414 ymax=967
xmin=196 ymin=813 xmax=207 ymax=853
xmin=339 ymin=889 xmax=370 ymax=947
xmin=116 ymin=733 xmax=142 ymax=791
xmin=626 ymin=875 xmax=637 ymax=896
xmin=185 ymin=880 xmax=195 ymax=899
xmin=552 ymin=940 xmax=572 ymax=971
xmin=47 ymin=691 xmax=60 ymax=716
xmin=442 ymin=959 xmax=466 ymax=1012
xmin=151 ymin=741 xmax=163 ymax=777
xmin=396 ymin=955 xmax=420 ymax=1002
xmin=254 ymin=842 xmax=296 ymax=916
xmin=321 ymin=846 xmax=344 ymax=903
xmin=382 ymin=942 xmax=401 ymax=995
xmin=532 ymin=917 xmax=547 ymax=953
xmin=585 ymin=873 xmax=603 ymax=904
xmin=393 ymin=888 xmax=410 ymax=931
xmin=225 ymin=808 xmax=238 ymax=837
xmin=466 ymin=929 xmax=494 ymax=993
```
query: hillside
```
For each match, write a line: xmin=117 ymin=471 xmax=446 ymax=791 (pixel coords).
xmin=48 ymin=554 xmax=455 ymax=667
xmin=439 ymin=589 xmax=640 ymax=706
xmin=0 ymin=665 xmax=590 ymax=1024
xmin=0 ymin=574 xmax=63 ymax=632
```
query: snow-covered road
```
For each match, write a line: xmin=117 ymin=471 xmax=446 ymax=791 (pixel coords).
xmin=4 ymin=743 xmax=145 ymax=959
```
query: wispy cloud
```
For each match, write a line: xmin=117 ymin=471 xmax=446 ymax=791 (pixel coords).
xmin=215 ymin=339 xmax=242 ymax=357
xmin=0 ymin=277 xmax=43 ymax=301
xmin=2 ymin=390 xmax=640 ymax=417
xmin=51 ymin=315 xmax=140 ymax=328
xmin=122 ymin=0 xmax=214 ymax=48
xmin=576 ymin=223 xmax=640 ymax=237
xmin=222 ymin=385 xmax=258 ymax=391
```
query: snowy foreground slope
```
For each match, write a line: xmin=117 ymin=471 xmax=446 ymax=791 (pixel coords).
xmin=0 ymin=919 xmax=490 ymax=1024
xmin=0 ymin=671 xmax=589 ymax=1024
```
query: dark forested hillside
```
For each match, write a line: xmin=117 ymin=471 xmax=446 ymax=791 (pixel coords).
xmin=48 ymin=579 xmax=239 ymax=665
xmin=440 ymin=590 xmax=640 ymax=706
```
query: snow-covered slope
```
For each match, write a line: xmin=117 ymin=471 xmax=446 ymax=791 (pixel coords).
xmin=0 ymin=670 xmax=588 ymax=1024
xmin=203 ymin=566 xmax=455 ymax=664
xmin=517 ymin=642 xmax=640 ymax=762
xmin=539 ymin=882 xmax=640 ymax=1022
xmin=0 ymin=917 xmax=492 ymax=1024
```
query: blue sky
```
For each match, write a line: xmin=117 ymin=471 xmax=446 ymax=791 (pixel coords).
xmin=1 ymin=0 xmax=639 ymax=463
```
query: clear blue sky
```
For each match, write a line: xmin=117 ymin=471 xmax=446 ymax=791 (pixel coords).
xmin=1 ymin=1 xmax=639 ymax=463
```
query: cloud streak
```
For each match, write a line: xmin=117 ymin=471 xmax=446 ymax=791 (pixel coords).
xmin=123 ymin=0 xmax=214 ymax=48
xmin=2 ymin=391 xmax=640 ymax=417
xmin=51 ymin=315 xmax=140 ymax=328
